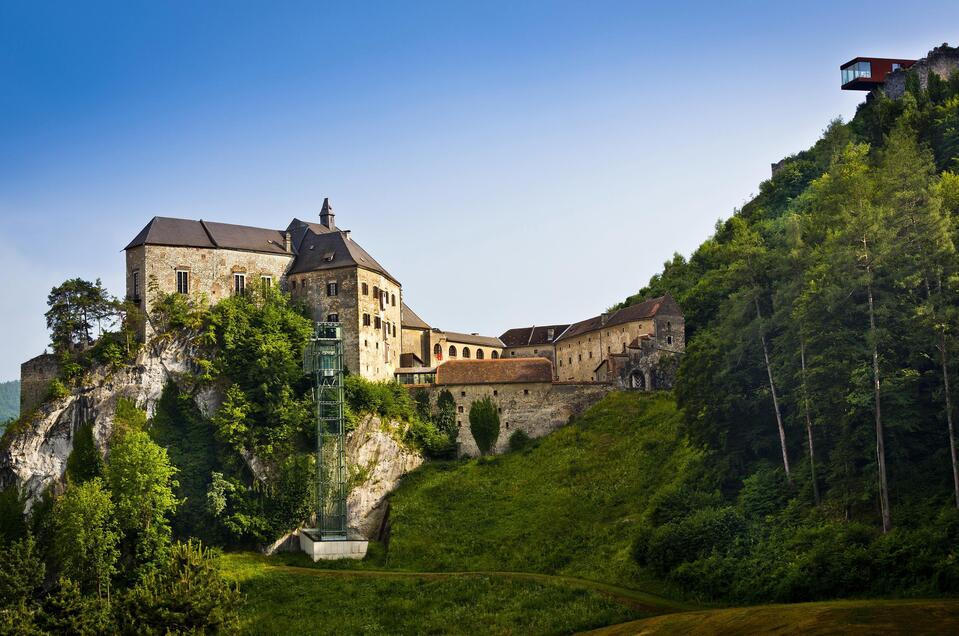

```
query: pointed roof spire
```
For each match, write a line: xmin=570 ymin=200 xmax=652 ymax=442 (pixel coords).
xmin=320 ymin=197 xmax=336 ymax=230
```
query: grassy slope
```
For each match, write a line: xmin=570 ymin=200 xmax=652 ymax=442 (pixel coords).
xmin=385 ymin=392 xmax=699 ymax=589
xmin=222 ymin=553 xmax=645 ymax=635
xmin=586 ymin=600 xmax=959 ymax=635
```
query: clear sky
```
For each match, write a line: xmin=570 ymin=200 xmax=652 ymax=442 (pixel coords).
xmin=1 ymin=1 xmax=957 ymax=381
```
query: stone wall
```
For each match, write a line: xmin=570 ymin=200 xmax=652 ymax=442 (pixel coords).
xmin=884 ymin=44 xmax=959 ymax=99
xmin=422 ymin=381 xmax=613 ymax=456
xmin=502 ymin=345 xmax=557 ymax=377
xmin=401 ymin=326 xmax=430 ymax=366
xmin=129 ymin=244 xmax=292 ymax=337
xmin=355 ymin=268 xmax=402 ymax=380
xmin=555 ymin=318 xmax=654 ymax=381
xmin=19 ymin=354 xmax=58 ymax=415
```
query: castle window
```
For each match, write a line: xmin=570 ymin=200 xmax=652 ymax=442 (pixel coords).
xmin=132 ymin=270 xmax=140 ymax=300
xmin=327 ymin=282 xmax=338 ymax=296
xmin=391 ymin=293 xmax=396 ymax=306
xmin=524 ymin=389 xmax=529 ymax=395
xmin=380 ymin=291 xmax=387 ymax=310
xmin=463 ymin=347 xmax=471 ymax=359
xmin=493 ymin=389 xmax=497 ymax=396
xmin=476 ymin=349 xmax=484 ymax=359
xmin=449 ymin=346 xmax=458 ymax=358
xmin=363 ymin=313 xmax=371 ymax=326
xmin=375 ymin=317 xmax=381 ymax=329
xmin=261 ymin=275 xmax=272 ymax=291
xmin=578 ymin=354 xmax=582 ymax=361
xmin=510 ymin=351 xmax=515 ymax=356
xmin=458 ymin=405 xmax=464 ymax=413
xmin=233 ymin=273 xmax=246 ymax=296
xmin=434 ymin=343 xmax=442 ymax=358
xmin=327 ymin=313 xmax=339 ymax=322
xmin=392 ymin=324 xmax=397 ymax=337
xmin=568 ymin=357 xmax=572 ymax=365
xmin=491 ymin=351 xmax=499 ymax=359
xmin=291 ymin=279 xmax=297 ymax=290
xmin=667 ymin=335 xmax=673 ymax=345
xmin=666 ymin=321 xmax=672 ymax=331
xmin=559 ymin=360 xmax=563 ymax=367
xmin=460 ymin=391 xmax=466 ymax=397
xmin=176 ymin=270 xmax=189 ymax=295
xmin=589 ymin=351 xmax=592 ymax=358
xmin=362 ymin=282 xmax=369 ymax=295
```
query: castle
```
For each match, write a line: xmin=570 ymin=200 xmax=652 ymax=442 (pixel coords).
xmin=121 ymin=198 xmax=684 ymax=389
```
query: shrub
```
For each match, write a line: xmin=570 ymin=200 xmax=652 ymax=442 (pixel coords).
xmin=37 ymin=578 xmax=112 ymax=635
xmin=642 ymin=506 xmax=746 ymax=576
xmin=116 ymin=540 xmax=241 ymax=635
xmin=46 ymin=379 xmax=69 ymax=401
xmin=508 ymin=430 xmax=532 ymax=452
xmin=469 ymin=397 xmax=500 ymax=456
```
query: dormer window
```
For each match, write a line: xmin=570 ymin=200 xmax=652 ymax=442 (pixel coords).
xmin=547 ymin=328 xmax=554 ymax=340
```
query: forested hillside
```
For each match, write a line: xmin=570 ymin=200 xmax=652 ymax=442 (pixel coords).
xmin=0 ymin=381 xmax=18 ymax=424
xmin=611 ymin=72 xmax=959 ymax=593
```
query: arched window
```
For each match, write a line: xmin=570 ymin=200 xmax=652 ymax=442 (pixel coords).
xmin=463 ymin=347 xmax=471 ymax=359
xmin=476 ymin=349 xmax=484 ymax=359
xmin=449 ymin=345 xmax=457 ymax=358
xmin=434 ymin=343 xmax=442 ymax=358
xmin=491 ymin=351 xmax=499 ymax=359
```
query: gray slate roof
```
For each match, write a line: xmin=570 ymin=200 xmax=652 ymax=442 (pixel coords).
xmin=125 ymin=217 xmax=289 ymax=255
xmin=554 ymin=295 xmax=682 ymax=342
xmin=499 ymin=324 xmax=570 ymax=348
xmin=285 ymin=220 xmax=398 ymax=283
xmin=437 ymin=330 xmax=504 ymax=348
xmin=401 ymin=303 xmax=431 ymax=330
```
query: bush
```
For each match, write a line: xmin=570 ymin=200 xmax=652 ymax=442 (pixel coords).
xmin=469 ymin=397 xmax=500 ymax=456
xmin=46 ymin=379 xmax=69 ymax=401
xmin=641 ymin=506 xmax=746 ymax=576
xmin=507 ymin=430 xmax=532 ymax=452
xmin=738 ymin=465 xmax=789 ymax=520
xmin=116 ymin=540 xmax=241 ymax=635
xmin=37 ymin=578 xmax=112 ymax=635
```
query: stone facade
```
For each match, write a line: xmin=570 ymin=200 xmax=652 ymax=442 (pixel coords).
xmin=426 ymin=330 xmax=503 ymax=365
xmin=555 ymin=317 xmax=655 ymax=381
xmin=19 ymin=354 xmax=58 ymax=415
xmin=422 ymin=381 xmax=612 ymax=456
xmin=127 ymin=244 xmax=292 ymax=336
xmin=884 ymin=44 xmax=959 ymax=99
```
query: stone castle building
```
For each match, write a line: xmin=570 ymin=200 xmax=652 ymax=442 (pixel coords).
xmin=21 ymin=197 xmax=685 ymax=412
xmin=499 ymin=295 xmax=684 ymax=390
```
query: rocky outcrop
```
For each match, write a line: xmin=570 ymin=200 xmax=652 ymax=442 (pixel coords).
xmin=3 ymin=340 xmax=425 ymax=539
xmin=346 ymin=414 xmax=424 ymax=538
xmin=0 ymin=340 xmax=197 ymax=507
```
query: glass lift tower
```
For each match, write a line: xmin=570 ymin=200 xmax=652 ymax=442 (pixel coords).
xmin=303 ymin=322 xmax=348 ymax=540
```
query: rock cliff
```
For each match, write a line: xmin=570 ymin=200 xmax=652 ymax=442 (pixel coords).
xmin=1 ymin=341 xmax=423 ymax=539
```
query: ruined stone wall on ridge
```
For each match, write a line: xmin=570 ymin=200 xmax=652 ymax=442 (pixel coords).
xmin=884 ymin=44 xmax=959 ymax=99
xmin=19 ymin=354 xmax=59 ymax=415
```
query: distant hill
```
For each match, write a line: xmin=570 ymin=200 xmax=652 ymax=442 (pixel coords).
xmin=0 ymin=380 xmax=19 ymax=425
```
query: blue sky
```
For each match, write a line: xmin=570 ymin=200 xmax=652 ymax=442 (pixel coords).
xmin=1 ymin=1 xmax=957 ymax=381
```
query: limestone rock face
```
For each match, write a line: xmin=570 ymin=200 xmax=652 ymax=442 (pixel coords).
xmin=0 ymin=340 xmax=197 ymax=507
xmin=346 ymin=414 xmax=424 ymax=538
xmin=3 ymin=341 xmax=424 ymax=540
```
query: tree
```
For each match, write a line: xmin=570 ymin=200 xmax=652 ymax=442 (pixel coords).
xmin=435 ymin=389 xmax=457 ymax=442
xmin=104 ymin=430 xmax=178 ymax=581
xmin=469 ymin=397 xmax=500 ymax=456
xmin=45 ymin=278 xmax=119 ymax=353
xmin=725 ymin=218 xmax=792 ymax=484
xmin=54 ymin=479 xmax=119 ymax=598
xmin=0 ymin=535 xmax=44 ymax=608
xmin=116 ymin=540 xmax=240 ymax=635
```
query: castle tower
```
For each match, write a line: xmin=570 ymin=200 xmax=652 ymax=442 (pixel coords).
xmin=320 ymin=197 xmax=336 ymax=229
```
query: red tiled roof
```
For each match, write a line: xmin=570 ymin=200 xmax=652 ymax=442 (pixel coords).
xmin=435 ymin=358 xmax=553 ymax=385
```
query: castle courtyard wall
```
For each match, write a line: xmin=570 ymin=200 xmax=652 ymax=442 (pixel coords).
xmin=419 ymin=381 xmax=613 ymax=456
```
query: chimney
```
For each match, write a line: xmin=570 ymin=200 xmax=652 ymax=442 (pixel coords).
xmin=284 ymin=231 xmax=292 ymax=253
xmin=320 ymin=197 xmax=335 ymax=229
xmin=600 ymin=312 xmax=610 ymax=325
